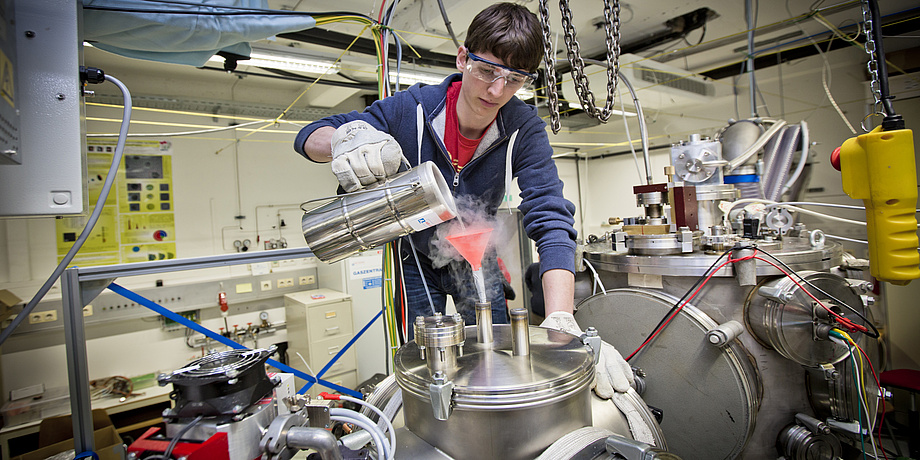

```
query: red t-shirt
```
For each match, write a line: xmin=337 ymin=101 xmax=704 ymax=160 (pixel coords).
xmin=445 ymin=81 xmax=493 ymax=171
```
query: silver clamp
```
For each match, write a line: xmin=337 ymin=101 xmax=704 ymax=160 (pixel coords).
xmin=757 ymin=285 xmax=794 ymax=303
xmin=428 ymin=371 xmax=454 ymax=421
xmin=582 ymin=327 xmax=602 ymax=366
xmin=677 ymin=227 xmax=694 ymax=253
xmin=612 ymin=231 xmax=628 ymax=252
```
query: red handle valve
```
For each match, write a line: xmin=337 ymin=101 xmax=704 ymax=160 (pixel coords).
xmin=218 ymin=292 xmax=229 ymax=312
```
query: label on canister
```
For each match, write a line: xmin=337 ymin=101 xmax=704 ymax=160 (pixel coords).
xmin=406 ymin=209 xmax=444 ymax=232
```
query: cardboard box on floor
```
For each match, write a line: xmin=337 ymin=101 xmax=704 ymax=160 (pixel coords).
xmin=0 ymin=289 xmax=20 ymax=324
xmin=12 ymin=409 xmax=126 ymax=460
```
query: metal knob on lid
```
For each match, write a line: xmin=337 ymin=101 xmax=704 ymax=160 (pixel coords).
xmin=510 ymin=308 xmax=530 ymax=356
xmin=475 ymin=301 xmax=493 ymax=345
xmin=414 ymin=313 xmax=465 ymax=376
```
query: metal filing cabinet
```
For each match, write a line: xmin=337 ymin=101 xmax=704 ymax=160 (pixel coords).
xmin=284 ymin=289 xmax=358 ymax=398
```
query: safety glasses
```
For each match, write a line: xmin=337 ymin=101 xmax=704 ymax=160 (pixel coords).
xmin=464 ymin=50 xmax=537 ymax=89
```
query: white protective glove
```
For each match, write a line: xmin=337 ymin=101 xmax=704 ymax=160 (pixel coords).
xmin=330 ymin=120 xmax=404 ymax=192
xmin=539 ymin=311 xmax=635 ymax=398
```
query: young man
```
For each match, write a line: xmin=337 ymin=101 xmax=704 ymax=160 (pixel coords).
xmin=295 ymin=2 xmax=632 ymax=398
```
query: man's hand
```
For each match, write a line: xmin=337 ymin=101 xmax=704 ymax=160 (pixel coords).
xmin=539 ymin=311 xmax=635 ymax=398
xmin=330 ymin=120 xmax=404 ymax=192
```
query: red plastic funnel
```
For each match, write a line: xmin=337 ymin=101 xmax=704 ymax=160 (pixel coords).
xmin=446 ymin=227 xmax=493 ymax=271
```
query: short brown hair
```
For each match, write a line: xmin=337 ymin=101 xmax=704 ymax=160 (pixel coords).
xmin=464 ymin=3 xmax=543 ymax=72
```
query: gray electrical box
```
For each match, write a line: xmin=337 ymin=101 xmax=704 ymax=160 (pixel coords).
xmin=0 ymin=0 xmax=85 ymax=216
xmin=0 ymin=0 xmax=21 ymax=165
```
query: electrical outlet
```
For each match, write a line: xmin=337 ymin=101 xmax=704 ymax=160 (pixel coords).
xmin=83 ymin=305 xmax=93 ymax=317
xmin=278 ymin=278 xmax=293 ymax=288
xmin=29 ymin=310 xmax=57 ymax=324
xmin=299 ymin=275 xmax=315 ymax=286
xmin=260 ymin=280 xmax=272 ymax=291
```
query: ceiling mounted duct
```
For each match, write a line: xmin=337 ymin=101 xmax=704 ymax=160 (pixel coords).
xmin=617 ymin=54 xmax=720 ymax=109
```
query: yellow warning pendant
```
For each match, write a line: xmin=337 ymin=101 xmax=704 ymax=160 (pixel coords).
xmin=837 ymin=126 xmax=919 ymax=285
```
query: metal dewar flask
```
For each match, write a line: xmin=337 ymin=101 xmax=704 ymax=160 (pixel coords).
xmin=395 ymin=323 xmax=595 ymax=460
xmin=302 ymin=161 xmax=457 ymax=262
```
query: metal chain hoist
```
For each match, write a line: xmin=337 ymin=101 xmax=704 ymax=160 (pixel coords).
xmin=538 ymin=0 xmax=622 ymax=134
xmin=860 ymin=0 xmax=884 ymax=130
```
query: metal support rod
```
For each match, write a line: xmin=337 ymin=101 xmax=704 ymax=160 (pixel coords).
xmin=510 ymin=308 xmax=530 ymax=356
xmin=61 ymin=268 xmax=95 ymax=456
xmin=583 ymin=59 xmax=652 ymax=185
xmin=285 ymin=427 xmax=345 ymax=460
xmin=76 ymin=247 xmax=315 ymax=281
xmin=475 ymin=302 xmax=493 ymax=345
xmin=746 ymin=0 xmax=757 ymax=117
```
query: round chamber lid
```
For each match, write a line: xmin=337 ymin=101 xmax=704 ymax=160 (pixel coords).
xmin=395 ymin=325 xmax=594 ymax=410
xmin=575 ymin=289 xmax=761 ymax=460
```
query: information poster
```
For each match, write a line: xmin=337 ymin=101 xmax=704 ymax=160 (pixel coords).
xmin=56 ymin=139 xmax=176 ymax=266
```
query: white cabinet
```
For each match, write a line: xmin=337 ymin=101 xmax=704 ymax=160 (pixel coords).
xmin=284 ymin=289 xmax=357 ymax=398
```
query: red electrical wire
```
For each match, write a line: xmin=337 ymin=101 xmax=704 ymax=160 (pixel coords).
xmin=377 ymin=0 xmax=386 ymax=22
xmin=626 ymin=250 xmax=758 ymax=361
xmin=753 ymin=256 xmax=868 ymax=333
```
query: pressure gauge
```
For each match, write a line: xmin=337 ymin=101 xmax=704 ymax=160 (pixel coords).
xmin=259 ymin=311 xmax=269 ymax=321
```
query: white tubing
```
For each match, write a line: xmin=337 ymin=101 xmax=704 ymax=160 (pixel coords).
xmin=331 ymin=414 xmax=386 ymax=460
xmin=330 ymin=408 xmax=392 ymax=460
xmin=338 ymin=395 xmax=397 ymax=460
xmin=584 ymin=259 xmax=607 ymax=295
xmin=725 ymin=198 xmax=867 ymax=226
xmin=781 ymin=121 xmax=809 ymax=196
xmin=727 ymin=120 xmax=788 ymax=171
xmin=339 ymin=430 xmax=373 ymax=451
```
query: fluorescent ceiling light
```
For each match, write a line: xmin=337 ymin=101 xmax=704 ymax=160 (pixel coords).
xmin=389 ymin=71 xmax=445 ymax=87
xmin=515 ymin=88 xmax=536 ymax=100
xmin=208 ymin=52 xmax=339 ymax=74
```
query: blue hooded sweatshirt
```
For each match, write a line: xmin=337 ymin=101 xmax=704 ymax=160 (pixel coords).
xmin=294 ymin=74 xmax=577 ymax=276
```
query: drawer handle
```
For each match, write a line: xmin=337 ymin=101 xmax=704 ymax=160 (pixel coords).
xmin=327 ymin=346 xmax=340 ymax=354
xmin=325 ymin=326 xmax=340 ymax=333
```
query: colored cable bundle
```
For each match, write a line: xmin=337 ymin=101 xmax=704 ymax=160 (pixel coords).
xmin=829 ymin=328 xmax=886 ymax=460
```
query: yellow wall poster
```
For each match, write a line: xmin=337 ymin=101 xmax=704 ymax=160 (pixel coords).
xmin=56 ymin=139 xmax=176 ymax=267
